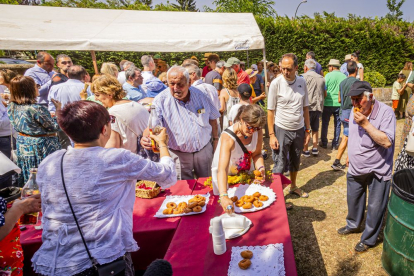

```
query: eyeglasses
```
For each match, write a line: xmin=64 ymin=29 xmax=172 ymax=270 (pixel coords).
xmin=60 ymin=61 xmax=72 ymax=65
xmin=243 ymin=121 xmax=261 ymax=132
xmin=108 ymin=115 xmax=116 ymax=124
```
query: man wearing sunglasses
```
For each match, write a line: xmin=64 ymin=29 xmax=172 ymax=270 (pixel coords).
xmin=50 ymin=54 xmax=73 ymax=88
xmin=337 ymin=81 xmax=395 ymax=253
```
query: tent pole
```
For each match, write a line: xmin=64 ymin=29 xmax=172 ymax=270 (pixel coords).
xmin=90 ymin=50 xmax=99 ymax=75
xmin=263 ymin=48 xmax=268 ymax=94
xmin=246 ymin=50 xmax=249 ymax=68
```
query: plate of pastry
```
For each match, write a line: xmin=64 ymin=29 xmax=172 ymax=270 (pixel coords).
xmin=227 ymin=184 xmax=276 ymax=213
xmin=155 ymin=193 xmax=210 ymax=218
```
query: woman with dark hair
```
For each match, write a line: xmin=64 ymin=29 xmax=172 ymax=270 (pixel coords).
xmin=351 ymin=51 xmax=364 ymax=81
xmin=31 ymin=101 xmax=176 ymax=275
xmin=7 ymin=76 xmax=60 ymax=186
xmin=211 ymin=104 xmax=266 ymax=212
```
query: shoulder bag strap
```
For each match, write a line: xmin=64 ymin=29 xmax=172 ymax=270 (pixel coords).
xmin=224 ymin=129 xmax=249 ymax=155
xmin=60 ymin=151 xmax=96 ymax=266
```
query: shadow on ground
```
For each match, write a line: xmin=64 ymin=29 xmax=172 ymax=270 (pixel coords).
xmin=287 ymin=205 xmax=327 ymax=276
xmin=332 ymin=256 xmax=362 ymax=276
xmin=286 ymin=170 xmax=345 ymax=199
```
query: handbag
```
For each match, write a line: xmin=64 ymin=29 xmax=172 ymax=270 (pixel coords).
xmin=224 ymin=129 xmax=252 ymax=172
xmin=60 ymin=151 xmax=126 ymax=276
xmin=405 ymin=124 xmax=414 ymax=156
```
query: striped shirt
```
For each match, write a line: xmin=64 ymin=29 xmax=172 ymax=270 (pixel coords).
xmin=153 ymin=86 xmax=221 ymax=153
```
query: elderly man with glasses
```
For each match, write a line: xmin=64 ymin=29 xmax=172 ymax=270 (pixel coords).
xmin=337 ymin=81 xmax=396 ymax=253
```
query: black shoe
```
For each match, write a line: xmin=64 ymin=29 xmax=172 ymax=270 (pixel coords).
xmin=337 ymin=226 xmax=360 ymax=235
xmin=354 ymin=242 xmax=371 ymax=253
xmin=331 ymin=144 xmax=339 ymax=150
xmin=319 ymin=142 xmax=327 ymax=149
xmin=331 ymin=163 xmax=346 ymax=171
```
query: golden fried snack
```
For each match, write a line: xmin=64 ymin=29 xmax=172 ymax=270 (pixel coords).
xmin=184 ymin=208 xmax=192 ymax=213
xmin=235 ymin=200 xmax=244 ymax=207
xmin=238 ymin=259 xmax=251 ymax=270
xmin=173 ymin=208 xmax=184 ymax=214
xmin=253 ymin=200 xmax=263 ymax=208
xmin=242 ymin=202 xmax=253 ymax=209
xmin=253 ymin=192 xmax=261 ymax=198
xmin=231 ymin=196 xmax=238 ymax=202
xmin=198 ymin=201 xmax=206 ymax=207
xmin=240 ymin=195 xmax=247 ymax=201
xmin=259 ymin=195 xmax=269 ymax=201
xmin=240 ymin=250 xmax=253 ymax=259
xmin=192 ymin=206 xmax=203 ymax=212
xmin=354 ymin=107 xmax=360 ymax=113
xmin=188 ymin=202 xmax=198 ymax=209
xmin=163 ymin=208 xmax=174 ymax=215
xmin=166 ymin=202 xmax=177 ymax=209
xmin=178 ymin=202 xmax=187 ymax=209
xmin=253 ymin=170 xmax=262 ymax=177
xmin=193 ymin=195 xmax=205 ymax=201
xmin=244 ymin=195 xmax=255 ymax=203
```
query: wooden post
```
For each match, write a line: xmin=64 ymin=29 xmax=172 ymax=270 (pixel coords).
xmin=90 ymin=50 xmax=98 ymax=75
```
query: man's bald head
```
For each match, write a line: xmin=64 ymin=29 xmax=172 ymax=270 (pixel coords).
xmin=68 ymin=65 xmax=87 ymax=81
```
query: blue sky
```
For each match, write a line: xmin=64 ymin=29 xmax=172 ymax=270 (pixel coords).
xmin=152 ymin=0 xmax=414 ymax=21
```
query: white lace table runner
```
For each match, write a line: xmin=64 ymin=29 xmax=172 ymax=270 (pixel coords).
xmin=228 ymin=244 xmax=285 ymax=276
xmin=154 ymin=193 xmax=210 ymax=218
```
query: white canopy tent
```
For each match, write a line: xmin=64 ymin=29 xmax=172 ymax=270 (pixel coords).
xmin=0 ymin=4 xmax=268 ymax=84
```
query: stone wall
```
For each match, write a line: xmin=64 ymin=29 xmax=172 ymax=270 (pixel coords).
xmin=372 ymin=88 xmax=392 ymax=105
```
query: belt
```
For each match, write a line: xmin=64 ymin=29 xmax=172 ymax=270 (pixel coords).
xmin=18 ymin=132 xmax=58 ymax=138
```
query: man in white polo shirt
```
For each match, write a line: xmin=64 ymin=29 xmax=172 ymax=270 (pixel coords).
xmin=267 ymin=53 xmax=311 ymax=209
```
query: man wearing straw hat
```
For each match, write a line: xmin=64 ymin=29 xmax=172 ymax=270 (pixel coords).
xmin=320 ymin=59 xmax=346 ymax=150
xmin=337 ymin=81 xmax=395 ymax=253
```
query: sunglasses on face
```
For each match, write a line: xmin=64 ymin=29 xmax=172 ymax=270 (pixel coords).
xmin=244 ymin=121 xmax=261 ymax=132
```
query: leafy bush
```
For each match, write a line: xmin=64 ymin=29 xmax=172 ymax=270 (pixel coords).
xmin=364 ymin=71 xmax=387 ymax=88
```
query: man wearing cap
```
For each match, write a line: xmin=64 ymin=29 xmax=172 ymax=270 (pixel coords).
xmin=225 ymin=57 xmax=250 ymax=85
xmin=202 ymin=53 xmax=213 ymax=78
xmin=340 ymin=54 xmax=352 ymax=76
xmin=320 ymin=59 xmax=347 ymax=150
xmin=205 ymin=60 xmax=225 ymax=92
xmin=268 ymin=53 xmax=311 ymax=207
xmin=337 ymin=81 xmax=395 ymax=253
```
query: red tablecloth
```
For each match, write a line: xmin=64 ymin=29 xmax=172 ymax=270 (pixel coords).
xmin=164 ymin=174 xmax=297 ymax=276
xmin=20 ymin=179 xmax=197 ymax=274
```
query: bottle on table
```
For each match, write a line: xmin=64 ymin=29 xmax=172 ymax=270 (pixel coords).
xmin=149 ymin=105 xmax=162 ymax=153
xmin=19 ymin=168 xmax=40 ymax=225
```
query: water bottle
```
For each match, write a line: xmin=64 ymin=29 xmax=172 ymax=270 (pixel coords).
xmin=19 ymin=168 xmax=40 ymax=225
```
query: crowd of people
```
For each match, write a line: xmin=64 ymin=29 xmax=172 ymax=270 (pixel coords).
xmin=0 ymin=49 xmax=413 ymax=274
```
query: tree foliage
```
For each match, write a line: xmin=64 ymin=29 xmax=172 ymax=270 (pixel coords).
xmin=205 ymin=0 xmax=276 ymax=18
xmin=386 ymin=0 xmax=405 ymax=21
xmin=172 ymin=0 xmax=197 ymax=12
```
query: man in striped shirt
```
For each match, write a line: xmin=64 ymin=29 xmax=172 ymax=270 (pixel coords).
xmin=141 ymin=66 xmax=220 ymax=180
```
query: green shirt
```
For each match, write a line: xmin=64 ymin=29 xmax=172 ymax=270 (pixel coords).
xmin=324 ymin=70 xmax=347 ymax=107
xmin=340 ymin=77 xmax=358 ymax=111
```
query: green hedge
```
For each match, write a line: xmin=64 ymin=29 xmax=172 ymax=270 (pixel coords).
xmin=17 ymin=12 xmax=414 ymax=86
xmin=364 ymin=71 xmax=387 ymax=88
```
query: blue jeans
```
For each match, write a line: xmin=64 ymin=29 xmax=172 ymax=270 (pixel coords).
xmin=321 ymin=106 xmax=341 ymax=147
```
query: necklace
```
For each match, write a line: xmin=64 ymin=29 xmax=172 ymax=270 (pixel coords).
xmin=237 ymin=123 xmax=248 ymax=139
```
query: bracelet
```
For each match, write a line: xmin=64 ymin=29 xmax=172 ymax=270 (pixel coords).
xmin=269 ymin=133 xmax=275 ymax=136
xmin=212 ymin=137 xmax=219 ymax=141
xmin=159 ymin=145 xmax=168 ymax=149
xmin=219 ymin=193 xmax=228 ymax=198
xmin=257 ymin=166 xmax=265 ymax=171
